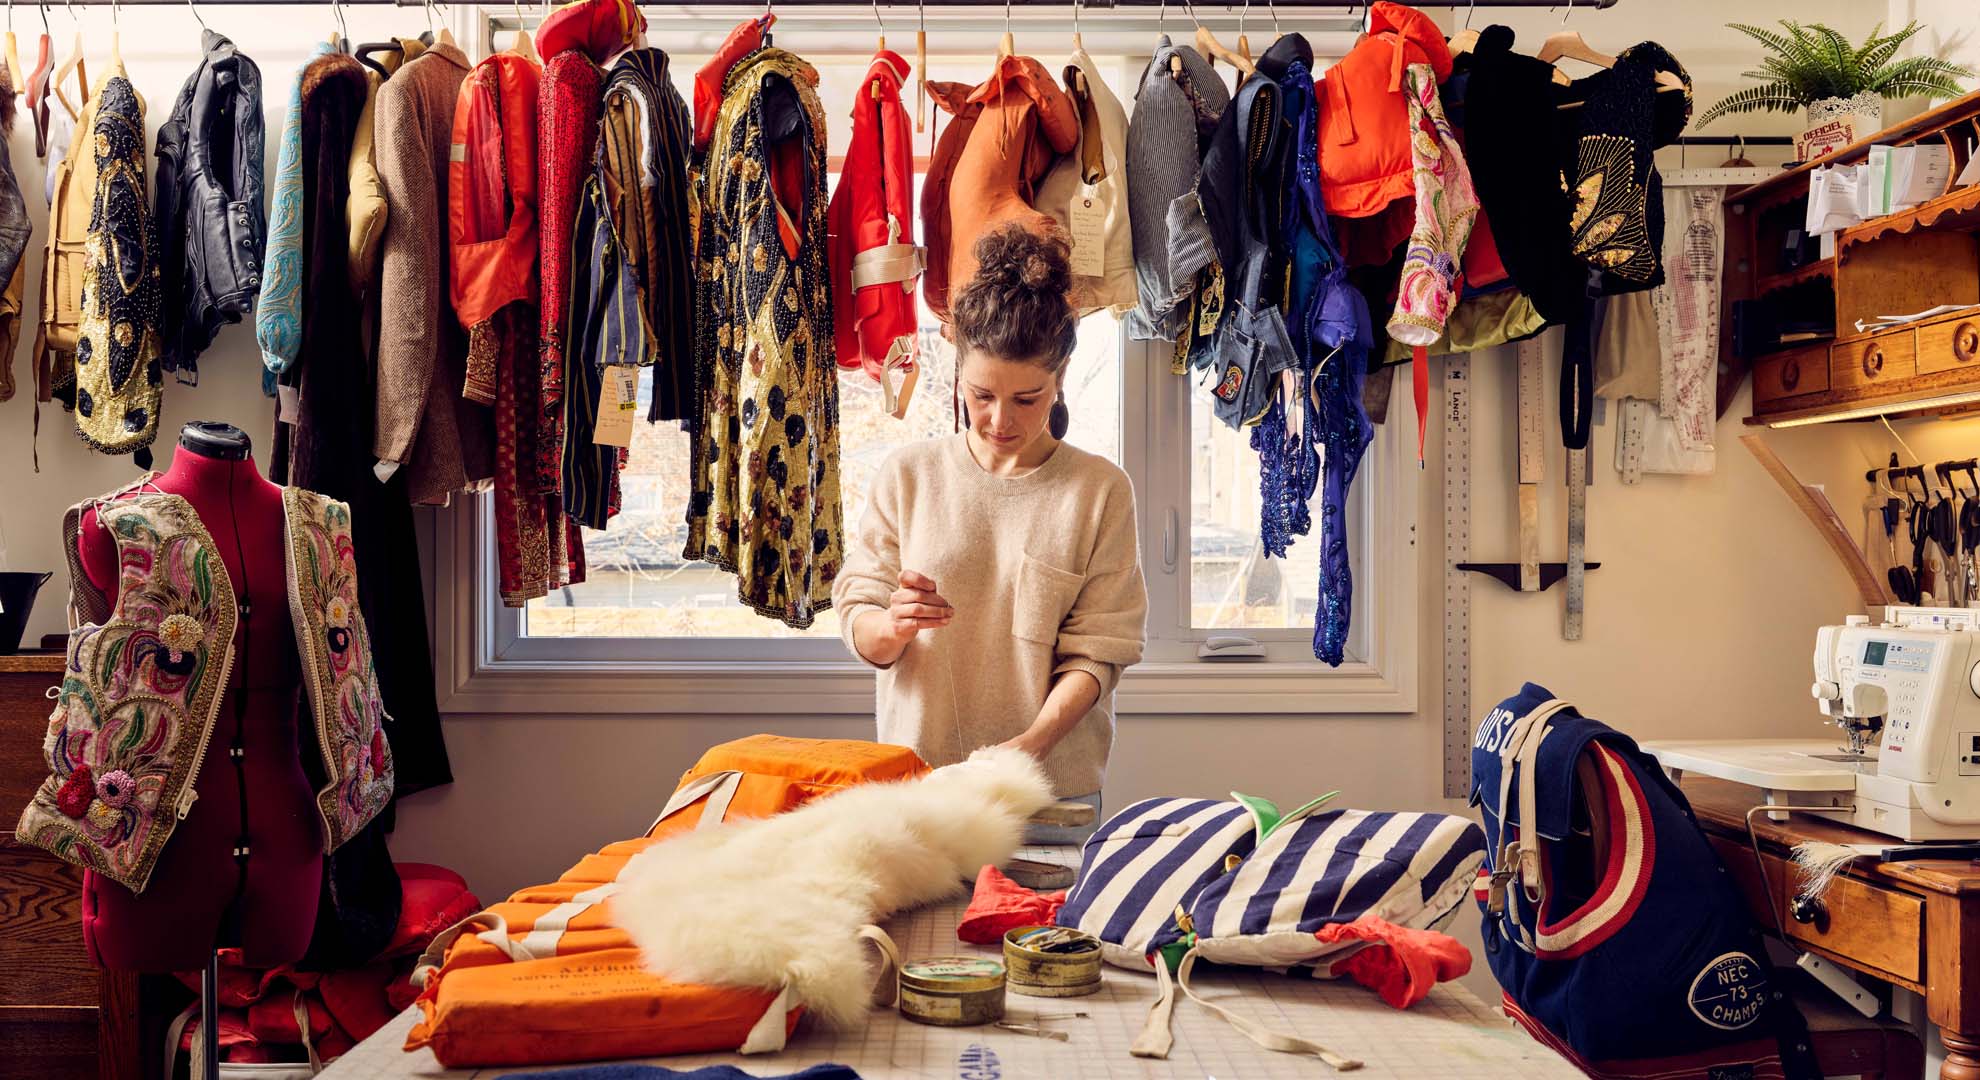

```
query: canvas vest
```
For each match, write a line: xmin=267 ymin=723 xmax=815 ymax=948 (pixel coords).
xmin=14 ymin=483 xmax=395 ymax=894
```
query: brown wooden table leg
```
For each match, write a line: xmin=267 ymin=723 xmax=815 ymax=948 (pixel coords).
xmin=1931 ymin=894 xmax=1980 ymax=1080
xmin=1943 ymin=1029 xmax=1980 ymax=1080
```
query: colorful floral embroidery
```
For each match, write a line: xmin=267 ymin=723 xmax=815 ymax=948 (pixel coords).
xmin=15 ymin=487 xmax=395 ymax=895
xmin=1386 ymin=65 xmax=1479 ymax=348
xmin=284 ymin=487 xmax=395 ymax=853
xmin=16 ymin=494 xmax=235 ymax=892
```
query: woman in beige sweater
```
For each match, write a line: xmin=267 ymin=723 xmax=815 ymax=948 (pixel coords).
xmin=833 ymin=226 xmax=1148 ymax=822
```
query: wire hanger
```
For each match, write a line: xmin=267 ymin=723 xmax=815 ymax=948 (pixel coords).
xmin=105 ymin=0 xmax=117 ymax=71
xmin=762 ymin=0 xmax=773 ymax=48
xmin=326 ymin=0 xmax=346 ymax=51
xmin=184 ymin=0 xmax=207 ymax=32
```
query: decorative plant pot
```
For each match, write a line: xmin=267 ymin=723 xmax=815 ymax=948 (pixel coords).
xmin=1797 ymin=92 xmax=1885 ymax=161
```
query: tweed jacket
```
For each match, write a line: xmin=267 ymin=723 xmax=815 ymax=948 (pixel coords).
xmin=372 ymin=42 xmax=493 ymax=506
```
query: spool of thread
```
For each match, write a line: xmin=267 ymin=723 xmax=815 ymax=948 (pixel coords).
xmin=898 ymin=957 xmax=1006 ymax=1026
xmin=1003 ymin=925 xmax=1102 ymax=998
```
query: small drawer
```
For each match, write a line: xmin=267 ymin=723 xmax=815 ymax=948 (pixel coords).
xmin=1918 ymin=313 xmax=1980 ymax=375
xmin=1753 ymin=344 xmax=1830 ymax=405
xmin=1707 ymin=834 xmax=1922 ymax=984
xmin=1833 ymin=330 xmax=1917 ymax=389
xmin=1782 ymin=861 xmax=1923 ymax=984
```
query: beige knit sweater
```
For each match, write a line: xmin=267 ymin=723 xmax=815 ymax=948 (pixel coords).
xmin=833 ymin=435 xmax=1148 ymax=796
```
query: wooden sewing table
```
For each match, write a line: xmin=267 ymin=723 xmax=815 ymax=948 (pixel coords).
xmin=1688 ymin=777 xmax=1980 ymax=1079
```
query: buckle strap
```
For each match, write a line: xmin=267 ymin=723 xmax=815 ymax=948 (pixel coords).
xmin=852 ymin=243 xmax=924 ymax=291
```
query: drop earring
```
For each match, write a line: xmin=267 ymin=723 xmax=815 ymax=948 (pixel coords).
xmin=1049 ymin=392 xmax=1069 ymax=440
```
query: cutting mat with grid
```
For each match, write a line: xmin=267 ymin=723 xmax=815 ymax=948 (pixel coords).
xmin=324 ymin=848 xmax=1579 ymax=1080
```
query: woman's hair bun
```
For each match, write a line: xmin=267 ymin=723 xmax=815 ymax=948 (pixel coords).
xmin=951 ymin=224 xmax=1077 ymax=373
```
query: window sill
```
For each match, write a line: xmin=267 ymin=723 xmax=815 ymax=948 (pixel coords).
xmin=437 ymin=657 xmax=1415 ymax=717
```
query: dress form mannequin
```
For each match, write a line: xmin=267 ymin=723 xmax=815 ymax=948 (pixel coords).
xmin=74 ymin=422 xmax=323 ymax=972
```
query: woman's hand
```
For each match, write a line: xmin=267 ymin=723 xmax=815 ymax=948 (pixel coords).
xmin=994 ymin=728 xmax=1053 ymax=760
xmin=852 ymin=571 xmax=954 ymax=665
xmin=884 ymin=570 xmax=954 ymax=640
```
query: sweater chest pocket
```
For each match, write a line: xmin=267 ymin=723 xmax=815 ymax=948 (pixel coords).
xmin=1013 ymin=554 xmax=1084 ymax=646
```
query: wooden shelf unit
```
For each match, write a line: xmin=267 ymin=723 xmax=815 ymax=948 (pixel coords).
xmin=1725 ymin=89 xmax=1980 ymax=424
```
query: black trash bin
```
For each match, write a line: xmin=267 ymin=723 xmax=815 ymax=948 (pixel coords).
xmin=0 ymin=571 xmax=53 ymax=654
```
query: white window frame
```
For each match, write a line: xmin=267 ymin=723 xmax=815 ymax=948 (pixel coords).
xmin=432 ymin=7 xmax=1413 ymax=718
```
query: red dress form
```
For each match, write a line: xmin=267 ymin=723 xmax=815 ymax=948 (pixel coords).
xmin=75 ymin=440 xmax=323 ymax=972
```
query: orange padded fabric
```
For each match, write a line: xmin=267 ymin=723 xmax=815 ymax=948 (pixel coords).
xmin=404 ymin=736 xmax=928 ymax=1067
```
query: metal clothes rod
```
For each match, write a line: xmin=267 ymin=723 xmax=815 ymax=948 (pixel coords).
xmin=41 ymin=0 xmax=1620 ymax=5
xmin=1673 ymin=136 xmax=1794 ymax=147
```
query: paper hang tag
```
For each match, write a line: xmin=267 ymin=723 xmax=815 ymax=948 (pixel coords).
xmin=276 ymin=383 xmax=300 ymax=425
xmin=1068 ymin=185 xmax=1106 ymax=279
xmin=593 ymin=365 xmax=639 ymax=447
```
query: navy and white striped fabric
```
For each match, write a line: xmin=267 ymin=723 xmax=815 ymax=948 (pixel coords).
xmin=1056 ymin=797 xmax=1486 ymax=973
xmin=1056 ymin=798 xmax=1258 ymax=971
xmin=1192 ymin=809 xmax=1486 ymax=968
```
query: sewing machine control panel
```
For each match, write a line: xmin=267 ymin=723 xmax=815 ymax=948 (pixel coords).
xmin=1840 ymin=638 xmax=1935 ymax=759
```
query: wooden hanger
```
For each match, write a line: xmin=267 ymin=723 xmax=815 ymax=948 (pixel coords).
xmin=508 ymin=0 xmax=535 ymax=60
xmin=1448 ymin=0 xmax=1478 ymax=55
xmin=997 ymin=0 xmax=1012 ymax=59
xmin=426 ymin=0 xmax=455 ymax=49
xmin=51 ymin=0 xmax=83 ymax=120
xmin=1186 ymin=0 xmax=1254 ymax=78
xmin=326 ymin=0 xmax=345 ymax=51
xmin=1069 ymin=0 xmax=1086 ymax=94
xmin=5 ymin=0 xmax=22 ymax=95
xmin=914 ymin=0 xmax=925 ymax=132
xmin=870 ymin=0 xmax=883 ymax=100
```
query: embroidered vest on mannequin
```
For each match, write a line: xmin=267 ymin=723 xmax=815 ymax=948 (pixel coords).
xmin=16 ymin=483 xmax=395 ymax=893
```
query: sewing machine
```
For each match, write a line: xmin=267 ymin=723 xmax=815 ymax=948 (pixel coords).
xmin=1644 ymin=607 xmax=1980 ymax=842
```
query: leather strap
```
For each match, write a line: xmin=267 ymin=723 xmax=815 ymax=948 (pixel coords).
xmin=1488 ymin=698 xmax=1576 ymax=953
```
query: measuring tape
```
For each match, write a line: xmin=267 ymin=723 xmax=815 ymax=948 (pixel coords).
xmin=1442 ymin=355 xmax=1472 ymax=799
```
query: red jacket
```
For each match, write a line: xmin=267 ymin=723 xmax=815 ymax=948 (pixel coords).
xmin=828 ymin=50 xmax=919 ymax=388
xmin=1317 ymin=1 xmax=1453 ymax=220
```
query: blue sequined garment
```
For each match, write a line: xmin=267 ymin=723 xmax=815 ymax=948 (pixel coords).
xmin=1253 ymin=42 xmax=1373 ymax=666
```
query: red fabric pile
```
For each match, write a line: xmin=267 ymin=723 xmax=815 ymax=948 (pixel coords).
xmin=171 ymin=863 xmax=479 ymax=1067
xmin=957 ymin=864 xmax=1066 ymax=944
xmin=1315 ymin=913 xmax=1472 ymax=1009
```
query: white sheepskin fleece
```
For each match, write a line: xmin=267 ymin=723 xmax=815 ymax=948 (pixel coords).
xmin=611 ymin=747 xmax=1054 ymax=1029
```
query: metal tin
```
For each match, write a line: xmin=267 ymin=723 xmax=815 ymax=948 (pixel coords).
xmin=897 ymin=957 xmax=1006 ymax=1026
xmin=1002 ymin=926 xmax=1103 ymax=998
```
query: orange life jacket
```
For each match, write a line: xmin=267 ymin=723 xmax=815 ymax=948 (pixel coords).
xmin=403 ymin=736 xmax=928 ymax=1067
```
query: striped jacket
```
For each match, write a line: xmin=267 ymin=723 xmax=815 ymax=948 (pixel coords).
xmin=599 ymin=48 xmax=695 ymax=423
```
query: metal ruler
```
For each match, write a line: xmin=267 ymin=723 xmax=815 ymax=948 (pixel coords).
xmin=1566 ymin=445 xmax=1589 ymax=641
xmin=1617 ymin=400 xmax=1648 ymax=485
xmin=1515 ymin=339 xmax=1545 ymax=592
xmin=1443 ymin=355 xmax=1472 ymax=799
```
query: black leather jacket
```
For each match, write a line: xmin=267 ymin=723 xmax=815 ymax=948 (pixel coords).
xmin=154 ymin=29 xmax=265 ymax=382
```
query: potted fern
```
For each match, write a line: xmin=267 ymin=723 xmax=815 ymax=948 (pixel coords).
xmin=1698 ymin=21 xmax=1971 ymax=157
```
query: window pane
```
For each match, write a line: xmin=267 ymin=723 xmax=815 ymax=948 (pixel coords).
xmin=523 ymin=309 xmax=1123 ymax=641
xmin=1187 ymin=376 xmax=1323 ymax=631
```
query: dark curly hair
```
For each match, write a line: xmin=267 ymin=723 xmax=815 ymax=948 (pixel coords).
xmin=951 ymin=224 xmax=1078 ymax=377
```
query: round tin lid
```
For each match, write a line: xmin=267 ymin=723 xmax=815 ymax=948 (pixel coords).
xmin=900 ymin=957 xmax=1005 ymax=993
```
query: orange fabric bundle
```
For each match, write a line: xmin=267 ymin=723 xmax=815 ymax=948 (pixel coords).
xmin=404 ymin=736 xmax=928 ymax=1068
